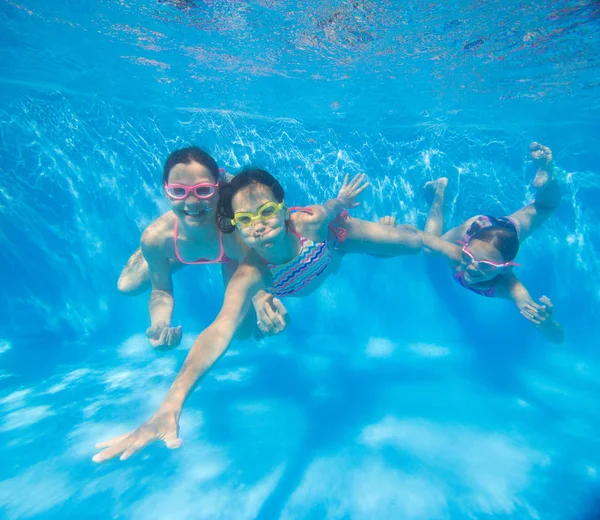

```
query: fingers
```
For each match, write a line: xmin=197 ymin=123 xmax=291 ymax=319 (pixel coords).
xmin=165 ymin=326 xmax=182 ymax=347
xmin=271 ymin=298 xmax=290 ymax=333
xmin=354 ymin=180 xmax=370 ymax=195
xmin=257 ymin=317 xmax=274 ymax=335
xmin=93 ymin=434 xmax=137 ymax=463
xmin=164 ymin=430 xmax=183 ymax=450
xmin=341 ymin=173 xmax=349 ymax=188
xmin=348 ymin=174 xmax=369 ymax=192
xmin=95 ymin=433 xmax=131 ymax=450
xmin=170 ymin=326 xmax=183 ymax=347
xmin=520 ymin=301 xmax=551 ymax=326
xmin=520 ymin=308 xmax=542 ymax=325
xmin=257 ymin=320 xmax=271 ymax=335
xmin=148 ymin=327 xmax=169 ymax=347
xmin=261 ymin=302 xmax=281 ymax=335
xmin=256 ymin=298 xmax=289 ymax=336
xmin=352 ymin=184 xmax=369 ymax=200
xmin=166 ymin=437 xmax=183 ymax=450
xmin=379 ymin=216 xmax=397 ymax=227
xmin=539 ymin=295 xmax=554 ymax=312
xmin=256 ymin=296 xmax=276 ymax=334
xmin=120 ymin=436 xmax=154 ymax=461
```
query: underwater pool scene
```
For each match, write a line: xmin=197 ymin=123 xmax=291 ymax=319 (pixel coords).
xmin=1 ymin=0 xmax=600 ymax=518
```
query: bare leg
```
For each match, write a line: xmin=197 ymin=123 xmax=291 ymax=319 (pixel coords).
xmin=424 ymin=178 xmax=448 ymax=237
xmin=508 ymin=142 xmax=562 ymax=241
xmin=335 ymin=218 xmax=422 ymax=256
xmin=117 ymin=248 xmax=183 ymax=295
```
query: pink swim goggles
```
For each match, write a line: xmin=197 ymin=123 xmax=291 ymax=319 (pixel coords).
xmin=461 ymin=246 xmax=520 ymax=273
xmin=164 ymin=182 xmax=219 ymax=200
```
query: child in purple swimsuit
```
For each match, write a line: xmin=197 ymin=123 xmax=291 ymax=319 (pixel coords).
xmin=386 ymin=142 xmax=564 ymax=344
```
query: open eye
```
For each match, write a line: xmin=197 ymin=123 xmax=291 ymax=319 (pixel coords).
xmin=260 ymin=205 xmax=276 ymax=218
xmin=236 ymin=215 xmax=253 ymax=225
xmin=195 ymin=186 xmax=215 ymax=197
xmin=477 ymin=262 xmax=497 ymax=273
xmin=166 ymin=186 xmax=187 ymax=198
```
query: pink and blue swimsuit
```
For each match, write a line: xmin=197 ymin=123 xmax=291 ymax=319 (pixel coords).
xmin=261 ymin=207 xmax=348 ymax=298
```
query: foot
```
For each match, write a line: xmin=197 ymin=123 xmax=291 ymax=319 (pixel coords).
xmin=425 ymin=177 xmax=448 ymax=195
xmin=529 ymin=142 xmax=554 ymax=189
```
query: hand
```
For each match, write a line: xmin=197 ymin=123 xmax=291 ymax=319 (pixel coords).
xmin=253 ymin=292 xmax=290 ymax=336
xmin=336 ymin=173 xmax=369 ymax=209
xmin=378 ymin=217 xmax=420 ymax=235
xmin=92 ymin=408 xmax=182 ymax=463
xmin=519 ymin=295 xmax=555 ymax=328
xmin=146 ymin=323 xmax=183 ymax=349
xmin=379 ymin=215 xmax=396 ymax=227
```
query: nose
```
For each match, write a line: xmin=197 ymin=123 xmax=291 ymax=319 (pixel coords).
xmin=252 ymin=219 xmax=266 ymax=233
xmin=185 ymin=198 xmax=201 ymax=208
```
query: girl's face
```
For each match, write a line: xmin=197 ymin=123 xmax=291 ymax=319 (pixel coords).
xmin=165 ymin=161 xmax=219 ymax=227
xmin=460 ymin=238 xmax=507 ymax=284
xmin=231 ymin=183 xmax=287 ymax=249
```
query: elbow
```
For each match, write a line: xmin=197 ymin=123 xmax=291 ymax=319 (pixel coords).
xmin=404 ymin=231 xmax=424 ymax=255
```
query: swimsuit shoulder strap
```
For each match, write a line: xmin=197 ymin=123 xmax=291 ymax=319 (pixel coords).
xmin=216 ymin=229 xmax=228 ymax=262
xmin=287 ymin=206 xmax=313 ymax=241
xmin=287 ymin=206 xmax=313 ymax=214
xmin=458 ymin=215 xmax=493 ymax=245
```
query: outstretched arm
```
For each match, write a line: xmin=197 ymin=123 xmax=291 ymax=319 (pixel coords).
xmin=160 ymin=264 xmax=263 ymax=409
xmin=93 ymin=263 xmax=265 ymax=463
xmin=420 ymin=232 xmax=462 ymax=262
xmin=497 ymin=273 xmax=565 ymax=344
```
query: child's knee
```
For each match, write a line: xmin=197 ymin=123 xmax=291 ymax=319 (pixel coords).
xmin=117 ymin=274 xmax=147 ymax=295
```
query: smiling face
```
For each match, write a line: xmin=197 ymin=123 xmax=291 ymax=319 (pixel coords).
xmin=166 ymin=161 xmax=219 ymax=227
xmin=460 ymin=238 xmax=507 ymax=284
xmin=230 ymin=183 xmax=287 ymax=249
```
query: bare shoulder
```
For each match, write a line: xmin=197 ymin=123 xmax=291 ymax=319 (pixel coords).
xmin=441 ymin=215 xmax=480 ymax=243
xmin=290 ymin=205 xmax=327 ymax=228
xmin=228 ymin=250 xmax=268 ymax=286
xmin=222 ymin=232 xmax=249 ymax=262
xmin=141 ymin=211 xmax=175 ymax=251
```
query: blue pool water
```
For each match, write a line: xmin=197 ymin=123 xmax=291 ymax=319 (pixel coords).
xmin=1 ymin=0 xmax=600 ymax=518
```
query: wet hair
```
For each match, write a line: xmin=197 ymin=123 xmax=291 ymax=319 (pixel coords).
xmin=217 ymin=167 xmax=285 ymax=233
xmin=162 ymin=146 xmax=220 ymax=185
xmin=470 ymin=224 xmax=520 ymax=262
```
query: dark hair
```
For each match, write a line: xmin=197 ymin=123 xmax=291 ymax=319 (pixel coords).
xmin=162 ymin=147 xmax=220 ymax=185
xmin=471 ymin=225 xmax=520 ymax=262
xmin=217 ymin=167 xmax=285 ymax=233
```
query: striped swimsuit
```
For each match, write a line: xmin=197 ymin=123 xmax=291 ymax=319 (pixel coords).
xmin=262 ymin=207 xmax=348 ymax=298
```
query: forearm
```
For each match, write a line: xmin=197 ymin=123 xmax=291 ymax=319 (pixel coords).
xmin=149 ymin=289 xmax=175 ymax=327
xmin=420 ymin=231 xmax=457 ymax=259
xmin=160 ymin=324 xmax=233 ymax=413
